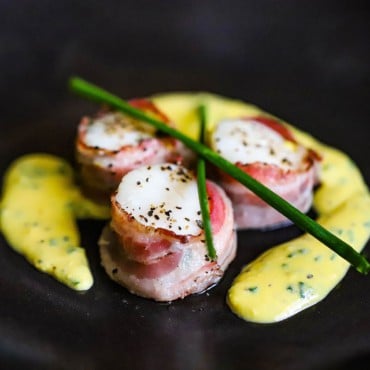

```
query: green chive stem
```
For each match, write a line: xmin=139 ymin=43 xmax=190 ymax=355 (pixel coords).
xmin=69 ymin=76 xmax=370 ymax=274
xmin=197 ymin=105 xmax=217 ymax=261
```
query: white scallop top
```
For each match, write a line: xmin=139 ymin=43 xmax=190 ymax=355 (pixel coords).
xmin=115 ymin=163 xmax=203 ymax=235
xmin=84 ymin=112 xmax=154 ymax=151
xmin=211 ymin=119 xmax=306 ymax=170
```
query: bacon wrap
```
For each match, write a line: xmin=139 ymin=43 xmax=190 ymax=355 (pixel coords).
xmin=251 ymin=116 xmax=297 ymax=142
xmin=110 ymin=180 xmax=225 ymax=264
xmin=99 ymin=181 xmax=236 ymax=301
xmin=75 ymin=99 xmax=194 ymax=202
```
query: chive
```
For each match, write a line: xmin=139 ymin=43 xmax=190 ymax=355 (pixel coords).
xmin=286 ymin=285 xmax=294 ymax=293
xmin=298 ymin=281 xmax=312 ymax=299
xmin=197 ymin=105 xmax=217 ymax=261
xmin=69 ymin=76 xmax=370 ymax=275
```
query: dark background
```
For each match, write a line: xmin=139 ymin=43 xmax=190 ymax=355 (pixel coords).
xmin=0 ymin=1 xmax=369 ymax=369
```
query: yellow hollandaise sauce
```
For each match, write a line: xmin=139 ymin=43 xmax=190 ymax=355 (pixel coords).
xmin=153 ymin=92 xmax=370 ymax=323
xmin=0 ymin=154 xmax=109 ymax=290
xmin=1 ymin=91 xmax=369 ymax=320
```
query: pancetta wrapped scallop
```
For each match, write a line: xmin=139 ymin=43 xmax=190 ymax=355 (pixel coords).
xmin=209 ymin=116 xmax=321 ymax=229
xmin=99 ymin=163 xmax=237 ymax=301
xmin=76 ymin=99 xmax=193 ymax=202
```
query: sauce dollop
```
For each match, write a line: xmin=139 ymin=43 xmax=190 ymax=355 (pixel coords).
xmin=0 ymin=154 xmax=109 ymax=290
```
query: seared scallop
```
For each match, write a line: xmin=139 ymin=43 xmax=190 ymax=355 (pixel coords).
xmin=99 ymin=163 xmax=236 ymax=301
xmin=210 ymin=116 xmax=321 ymax=229
xmin=76 ymin=99 xmax=193 ymax=202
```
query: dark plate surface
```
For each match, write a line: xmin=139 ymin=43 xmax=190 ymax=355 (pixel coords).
xmin=1 ymin=1 xmax=370 ymax=369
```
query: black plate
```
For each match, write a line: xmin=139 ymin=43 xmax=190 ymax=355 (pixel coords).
xmin=1 ymin=1 xmax=370 ymax=369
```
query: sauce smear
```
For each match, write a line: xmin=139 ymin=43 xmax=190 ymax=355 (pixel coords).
xmin=0 ymin=154 xmax=109 ymax=290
